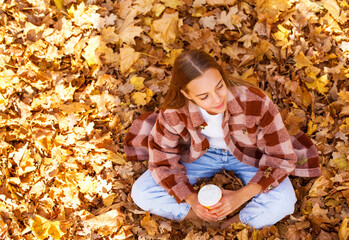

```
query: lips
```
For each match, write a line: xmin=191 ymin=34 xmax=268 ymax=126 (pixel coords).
xmin=215 ymin=102 xmax=225 ymax=109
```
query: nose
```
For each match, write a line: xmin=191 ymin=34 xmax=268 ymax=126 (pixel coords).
xmin=212 ymin=92 xmax=221 ymax=104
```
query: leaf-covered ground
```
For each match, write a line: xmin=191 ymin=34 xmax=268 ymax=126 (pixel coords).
xmin=1 ymin=0 xmax=349 ymax=239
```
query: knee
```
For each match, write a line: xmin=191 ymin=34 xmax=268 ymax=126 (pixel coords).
xmin=131 ymin=179 xmax=148 ymax=210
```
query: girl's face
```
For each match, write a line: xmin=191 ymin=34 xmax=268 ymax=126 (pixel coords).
xmin=181 ymin=68 xmax=228 ymax=115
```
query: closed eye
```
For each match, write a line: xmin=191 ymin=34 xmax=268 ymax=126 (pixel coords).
xmin=199 ymin=95 xmax=208 ymax=100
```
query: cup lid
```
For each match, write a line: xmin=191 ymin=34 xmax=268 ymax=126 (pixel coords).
xmin=198 ymin=184 xmax=222 ymax=207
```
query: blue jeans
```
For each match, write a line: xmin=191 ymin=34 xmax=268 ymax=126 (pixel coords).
xmin=131 ymin=148 xmax=297 ymax=229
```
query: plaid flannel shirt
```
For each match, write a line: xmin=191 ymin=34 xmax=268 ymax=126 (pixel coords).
xmin=125 ymin=86 xmax=321 ymax=203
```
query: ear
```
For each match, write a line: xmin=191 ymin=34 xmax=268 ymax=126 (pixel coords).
xmin=180 ymin=89 xmax=192 ymax=100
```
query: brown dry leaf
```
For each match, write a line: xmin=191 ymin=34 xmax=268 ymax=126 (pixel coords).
xmin=141 ymin=212 xmax=159 ymax=236
xmin=309 ymin=176 xmax=333 ymax=197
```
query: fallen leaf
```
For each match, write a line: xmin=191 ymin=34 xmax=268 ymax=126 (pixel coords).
xmin=141 ymin=212 xmax=159 ymax=236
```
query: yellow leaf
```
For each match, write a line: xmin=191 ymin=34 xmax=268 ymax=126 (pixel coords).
xmin=130 ymin=76 xmax=145 ymax=90
xmin=134 ymin=0 xmax=154 ymax=14
xmin=149 ymin=12 xmax=179 ymax=50
xmin=237 ymin=228 xmax=249 ymax=240
xmin=339 ymin=218 xmax=349 ymax=240
xmin=306 ymin=120 xmax=317 ymax=136
xmin=119 ymin=26 xmax=144 ymax=46
xmin=82 ymin=36 xmax=102 ymax=66
xmin=273 ymin=24 xmax=290 ymax=47
xmin=141 ymin=212 xmax=159 ymax=236
xmin=304 ymin=74 xmax=329 ymax=95
xmin=53 ymin=0 xmax=64 ymax=10
xmin=321 ymin=0 xmax=341 ymax=22
xmin=101 ymin=27 xmax=119 ymax=44
xmin=145 ymin=88 xmax=153 ymax=103
xmin=339 ymin=118 xmax=349 ymax=134
xmin=255 ymin=0 xmax=290 ymax=22
xmin=160 ymin=49 xmax=183 ymax=66
xmin=152 ymin=3 xmax=166 ymax=17
xmin=119 ymin=46 xmax=141 ymax=74
xmin=132 ymin=92 xmax=147 ymax=106
xmin=294 ymin=51 xmax=312 ymax=69
xmin=0 ymin=69 xmax=18 ymax=90
xmin=78 ymin=175 xmax=98 ymax=194
xmin=107 ymin=152 xmax=126 ymax=165
xmin=160 ymin=0 xmax=183 ymax=9
xmin=30 ymin=215 xmax=64 ymax=240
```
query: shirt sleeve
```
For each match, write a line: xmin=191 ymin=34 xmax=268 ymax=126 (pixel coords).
xmin=148 ymin=110 xmax=195 ymax=203
xmin=249 ymin=96 xmax=297 ymax=193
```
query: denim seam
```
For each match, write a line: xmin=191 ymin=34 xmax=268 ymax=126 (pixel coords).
xmin=177 ymin=204 xmax=191 ymax=221
xmin=239 ymin=209 xmax=265 ymax=226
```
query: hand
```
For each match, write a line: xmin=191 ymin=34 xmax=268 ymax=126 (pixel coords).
xmin=208 ymin=189 xmax=245 ymax=220
xmin=209 ymin=184 xmax=262 ymax=220
xmin=185 ymin=193 xmax=219 ymax=222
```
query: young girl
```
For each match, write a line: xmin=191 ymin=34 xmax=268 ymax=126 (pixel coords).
xmin=125 ymin=50 xmax=320 ymax=229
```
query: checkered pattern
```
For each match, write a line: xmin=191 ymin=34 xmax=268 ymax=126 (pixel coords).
xmin=125 ymin=86 xmax=321 ymax=203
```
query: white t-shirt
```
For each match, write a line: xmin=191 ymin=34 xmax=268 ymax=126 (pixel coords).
xmin=198 ymin=107 xmax=228 ymax=149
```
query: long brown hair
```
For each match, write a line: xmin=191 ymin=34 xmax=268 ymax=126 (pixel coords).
xmin=161 ymin=50 xmax=239 ymax=109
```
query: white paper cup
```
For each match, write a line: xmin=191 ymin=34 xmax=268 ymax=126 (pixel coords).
xmin=198 ymin=184 xmax=222 ymax=209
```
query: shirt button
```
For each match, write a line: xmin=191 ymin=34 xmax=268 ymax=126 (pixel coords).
xmin=198 ymin=125 xmax=205 ymax=129
xmin=242 ymin=129 xmax=248 ymax=135
xmin=205 ymin=148 xmax=209 ymax=151
xmin=267 ymin=185 xmax=274 ymax=190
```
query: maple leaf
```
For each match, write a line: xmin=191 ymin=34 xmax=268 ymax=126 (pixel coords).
xmin=304 ymin=74 xmax=329 ymax=95
xmin=82 ymin=36 xmax=103 ymax=67
xmin=119 ymin=45 xmax=141 ymax=74
xmin=30 ymin=215 xmax=64 ymax=240
xmin=273 ymin=25 xmax=291 ymax=47
xmin=101 ymin=27 xmax=119 ymax=44
xmin=130 ymin=76 xmax=145 ymax=90
xmin=294 ymin=51 xmax=312 ymax=69
xmin=255 ymin=0 xmax=290 ymax=23
xmin=149 ymin=12 xmax=179 ymax=50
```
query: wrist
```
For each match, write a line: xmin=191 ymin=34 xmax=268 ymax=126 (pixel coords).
xmin=239 ymin=183 xmax=262 ymax=200
xmin=185 ymin=192 xmax=197 ymax=206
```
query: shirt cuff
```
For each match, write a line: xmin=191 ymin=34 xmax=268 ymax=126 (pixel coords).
xmin=170 ymin=181 xmax=196 ymax=204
